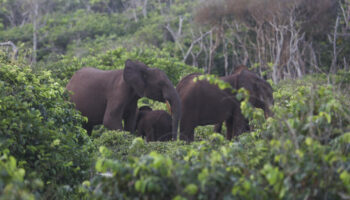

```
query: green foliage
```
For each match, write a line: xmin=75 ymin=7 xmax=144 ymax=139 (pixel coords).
xmin=93 ymin=130 xmax=190 ymax=161
xmin=93 ymin=131 xmax=134 ymax=160
xmin=40 ymin=11 xmax=130 ymax=51
xmin=271 ymin=83 xmax=350 ymax=143
xmin=0 ymin=24 xmax=32 ymax=44
xmin=133 ymin=15 xmax=166 ymax=46
xmin=0 ymin=10 xmax=135 ymax=61
xmin=0 ymin=62 xmax=94 ymax=195
xmin=81 ymin=78 xmax=349 ymax=200
xmin=0 ymin=152 xmax=42 ymax=200
xmin=195 ymin=74 xmax=234 ymax=91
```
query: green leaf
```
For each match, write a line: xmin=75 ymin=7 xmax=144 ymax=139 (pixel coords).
xmin=184 ymin=184 xmax=198 ymax=195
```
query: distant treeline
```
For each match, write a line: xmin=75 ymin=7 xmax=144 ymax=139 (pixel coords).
xmin=0 ymin=0 xmax=349 ymax=82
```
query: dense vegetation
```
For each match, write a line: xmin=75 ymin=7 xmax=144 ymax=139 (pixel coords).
xmin=0 ymin=0 xmax=349 ymax=199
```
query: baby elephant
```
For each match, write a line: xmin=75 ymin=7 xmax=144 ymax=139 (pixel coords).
xmin=136 ymin=106 xmax=172 ymax=142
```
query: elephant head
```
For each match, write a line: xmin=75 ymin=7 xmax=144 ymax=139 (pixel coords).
xmin=212 ymin=66 xmax=274 ymax=134
xmin=234 ymin=68 xmax=274 ymax=118
xmin=123 ymin=60 xmax=181 ymax=140
xmin=224 ymin=65 xmax=274 ymax=118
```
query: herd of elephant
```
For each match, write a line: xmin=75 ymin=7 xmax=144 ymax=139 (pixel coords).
xmin=66 ymin=60 xmax=274 ymax=142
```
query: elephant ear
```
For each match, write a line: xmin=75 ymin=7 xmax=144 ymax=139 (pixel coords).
xmin=124 ymin=59 xmax=148 ymax=97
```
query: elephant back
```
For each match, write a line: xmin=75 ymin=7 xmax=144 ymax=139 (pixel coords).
xmin=176 ymin=73 xmax=202 ymax=93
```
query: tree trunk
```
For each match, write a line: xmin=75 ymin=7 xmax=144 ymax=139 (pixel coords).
xmin=142 ymin=0 xmax=148 ymax=18
xmin=32 ymin=1 xmax=39 ymax=65
xmin=329 ymin=16 xmax=339 ymax=74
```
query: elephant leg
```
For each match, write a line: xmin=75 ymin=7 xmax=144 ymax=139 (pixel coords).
xmin=137 ymin=124 xmax=146 ymax=138
xmin=180 ymin=129 xmax=194 ymax=142
xmin=140 ymin=129 xmax=146 ymax=139
xmin=83 ymin=123 xmax=93 ymax=136
xmin=225 ymin=117 xmax=234 ymax=140
xmin=214 ymin=123 xmax=223 ymax=133
xmin=123 ymin=100 xmax=138 ymax=133
xmin=146 ymin=128 xmax=155 ymax=142
xmin=180 ymin=120 xmax=195 ymax=142
xmin=232 ymin=109 xmax=248 ymax=137
xmin=244 ymin=118 xmax=250 ymax=132
xmin=145 ymin=131 xmax=151 ymax=142
xmin=103 ymin=103 xmax=123 ymax=131
xmin=148 ymin=128 xmax=157 ymax=141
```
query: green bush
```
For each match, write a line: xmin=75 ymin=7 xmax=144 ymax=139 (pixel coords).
xmin=0 ymin=62 xmax=94 ymax=194
xmin=0 ymin=152 xmax=42 ymax=200
xmin=93 ymin=131 xmax=190 ymax=161
xmin=0 ymin=24 xmax=32 ymax=44
xmin=93 ymin=131 xmax=135 ymax=160
xmin=40 ymin=11 xmax=128 ymax=49
xmin=81 ymin=79 xmax=349 ymax=200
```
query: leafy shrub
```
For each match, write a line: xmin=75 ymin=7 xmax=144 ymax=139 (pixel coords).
xmin=271 ymin=83 xmax=350 ymax=143
xmin=0 ymin=152 xmax=42 ymax=200
xmin=0 ymin=24 xmax=32 ymax=44
xmin=0 ymin=62 xmax=94 ymax=194
xmin=93 ymin=131 xmax=190 ymax=161
xmin=259 ymin=83 xmax=350 ymax=199
xmin=93 ymin=131 xmax=135 ymax=160
xmin=81 ymin=78 xmax=349 ymax=200
xmin=40 ymin=11 xmax=128 ymax=49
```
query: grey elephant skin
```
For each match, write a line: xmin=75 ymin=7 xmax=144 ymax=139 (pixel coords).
xmin=176 ymin=73 xmax=249 ymax=142
xmin=136 ymin=106 xmax=172 ymax=142
xmin=66 ymin=60 xmax=181 ymax=139
xmin=214 ymin=65 xmax=274 ymax=133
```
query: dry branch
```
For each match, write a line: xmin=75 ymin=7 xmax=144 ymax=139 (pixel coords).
xmin=0 ymin=41 xmax=18 ymax=60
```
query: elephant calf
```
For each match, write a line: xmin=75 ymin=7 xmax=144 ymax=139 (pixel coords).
xmin=136 ymin=106 xmax=172 ymax=142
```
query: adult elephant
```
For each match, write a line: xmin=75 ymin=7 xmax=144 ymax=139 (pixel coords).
xmin=214 ymin=65 xmax=274 ymax=133
xmin=66 ymin=60 xmax=181 ymax=140
xmin=176 ymin=73 xmax=249 ymax=142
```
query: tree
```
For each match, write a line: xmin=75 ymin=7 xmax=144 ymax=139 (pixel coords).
xmin=194 ymin=0 xmax=340 ymax=81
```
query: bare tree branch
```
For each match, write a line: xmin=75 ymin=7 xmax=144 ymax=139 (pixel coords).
xmin=0 ymin=41 xmax=18 ymax=60
xmin=329 ymin=16 xmax=340 ymax=74
xmin=142 ymin=0 xmax=148 ymax=18
xmin=183 ymin=29 xmax=212 ymax=63
xmin=177 ymin=16 xmax=184 ymax=37
xmin=269 ymin=18 xmax=287 ymax=83
xmin=32 ymin=0 xmax=39 ymax=65
xmin=340 ymin=1 xmax=350 ymax=30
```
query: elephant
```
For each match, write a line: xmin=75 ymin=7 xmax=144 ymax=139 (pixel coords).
xmin=136 ymin=106 xmax=172 ymax=142
xmin=231 ymin=65 xmax=274 ymax=117
xmin=176 ymin=73 xmax=249 ymax=141
xmin=214 ymin=65 xmax=274 ymax=133
xmin=66 ymin=59 xmax=181 ymax=139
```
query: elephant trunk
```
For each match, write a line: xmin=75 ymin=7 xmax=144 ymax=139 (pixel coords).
xmin=265 ymin=106 xmax=274 ymax=119
xmin=163 ymin=87 xmax=181 ymax=140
